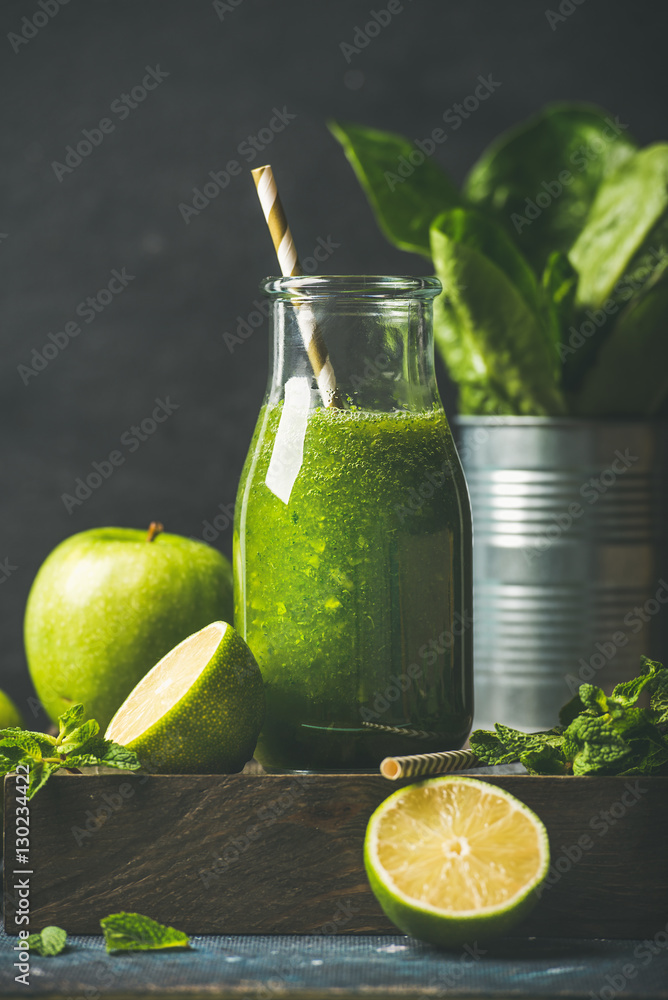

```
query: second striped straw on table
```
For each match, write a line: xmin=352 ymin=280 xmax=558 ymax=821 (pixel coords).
xmin=380 ymin=748 xmax=483 ymax=781
xmin=251 ymin=164 xmax=341 ymax=408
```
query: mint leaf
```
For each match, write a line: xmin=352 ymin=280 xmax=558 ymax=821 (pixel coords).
xmin=57 ymin=704 xmax=86 ymax=741
xmin=479 ymin=656 xmax=668 ymax=777
xmin=494 ymin=723 xmax=564 ymax=755
xmin=469 ymin=729 xmax=518 ymax=765
xmin=58 ymin=719 xmax=100 ymax=754
xmin=642 ymin=657 xmax=668 ymax=722
xmin=70 ymin=734 xmax=109 ymax=757
xmin=0 ymin=744 xmax=32 ymax=769
xmin=563 ymin=714 xmax=633 ymax=775
xmin=470 ymin=724 xmax=566 ymax=768
xmin=606 ymin=703 xmax=654 ymax=740
xmin=0 ymin=727 xmax=29 ymax=741
xmin=612 ymin=660 xmax=660 ymax=706
xmin=66 ymin=741 xmax=140 ymax=772
xmin=520 ymin=745 xmax=569 ymax=775
xmin=611 ymin=674 xmax=652 ymax=707
xmin=558 ymin=694 xmax=585 ymax=727
xmin=100 ymin=913 xmax=190 ymax=953
xmin=621 ymin=737 xmax=668 ymax=775
xmin=650 ymin=684 xmax=668 ymax=724
xmin=97 ymin=742 xmax=141 ymax=770
xmin=27 ymin=760 xmax=61 ymax=799
xmin=0 ymin=731 xmax=44 ymax=761
xmin=0 ymin=705 xmax=139 ymax=799
xmin=578 ymin=683 xmax=609 ymax=715
xmin=27 ymin=926 xmax=67 ymax=957
xmin=62 ymin=754 xmax=103 ymax=768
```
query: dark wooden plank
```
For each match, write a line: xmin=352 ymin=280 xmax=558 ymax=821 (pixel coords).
xmin=4 ymin=773 xmax=667 ymax=938
xmin=486 ymin=775 xmax=668 ymax=939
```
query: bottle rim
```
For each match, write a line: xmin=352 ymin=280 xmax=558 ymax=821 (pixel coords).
xmin=260 ymin=274 xmax=442 ymax=299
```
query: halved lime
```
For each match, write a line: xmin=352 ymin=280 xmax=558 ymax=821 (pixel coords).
xmin=106 ymin=621 xmax=264 ymax=774
xmin=364 ymin=776 xmax=550 ymax=947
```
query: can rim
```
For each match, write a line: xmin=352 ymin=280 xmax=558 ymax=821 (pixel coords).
xmin=455 ymin=415 xmax=665 ymax=428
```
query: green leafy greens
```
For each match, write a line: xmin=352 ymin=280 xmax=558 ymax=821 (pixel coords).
xmin=23 ymin=915 xmax=190 ymax=958
xmin=330 ymin=105 xmax=668 ymax=416
xmin=470 ymin=656 xmax=668 ymax=775
xmin=463 ymin=104 xmax=637 ymax=272
xmin=26 ymin=926 xmax=68 ymax=957
xmin=328 ymin=120 xmax=460 ymax=256
xmin=100 ymin=913 xmax=190 ymax=953
xmin=430 ymin=208 xmax=566 ymax=415
xmin=0 ymin=703 xmax=140 ymax=798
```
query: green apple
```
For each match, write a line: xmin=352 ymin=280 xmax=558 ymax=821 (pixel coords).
xmin=25 ymin=524 xmax=233 ymax=730
xmin=0 ymin=689 xmax=23 ymax=729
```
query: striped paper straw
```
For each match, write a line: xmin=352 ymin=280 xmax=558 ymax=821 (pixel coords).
xmin=362 ymin=721 xmax=440 ymax=741
xmin=380 ymin=749 xmax=482 ymax=781
xmin=251 ymin=164 xmax=341 ymax=408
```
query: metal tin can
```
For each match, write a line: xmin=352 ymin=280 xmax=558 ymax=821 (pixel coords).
xmin=456 ymin=417 xmax=668 ymax=732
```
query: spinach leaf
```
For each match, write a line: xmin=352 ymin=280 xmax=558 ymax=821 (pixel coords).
xmin=575 ymin=271 xmax=668 ymax=415
xmin=562 ymin=210 xmax=668 ymax=392
xmin=430 ymin=208 xmax=566 ymax=414
xmin=540 ymin=250 xmax=578 ymax=357
xmin=431 ymin=284 xmax=481 ymax=388
xmin=330 ymin=107 xmax=668 ymax=419
xmin=612 ymin=212 xmax=668 ymax=308
xmin=570 ymin=144 xmax=668 ymax=307
xmin=464 ymin=103 xmax=637 ymax=272
xmin=328 ymin=120 xmax=460 ymax=257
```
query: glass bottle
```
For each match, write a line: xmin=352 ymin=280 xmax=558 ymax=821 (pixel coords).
xmin=233 ymin=276 xmax=473 ymax=771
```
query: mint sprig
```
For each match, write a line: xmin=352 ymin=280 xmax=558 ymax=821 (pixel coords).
xmin=0 ymin=703 xmax=141 ymax=799
xmin=470 ymin=655 xmax=668 ymax=776
xmin=100 ymin=913 xmax=190 ymax=953
xmin=26 ymin=926 xmax=67 ymax=957
xmin=22 ymin=914 xmax=190 ymax=957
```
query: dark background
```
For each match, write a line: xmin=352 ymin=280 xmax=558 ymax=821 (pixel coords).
xmin=2 ymin=0 xmax=667 ymax=717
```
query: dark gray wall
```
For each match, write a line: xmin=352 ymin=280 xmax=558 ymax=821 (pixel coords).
xmin=2 ymin=0 xmax=667 ymax=719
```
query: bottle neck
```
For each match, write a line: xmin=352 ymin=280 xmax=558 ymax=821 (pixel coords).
xmin=265 ymin=290 xmax=441 ymax=413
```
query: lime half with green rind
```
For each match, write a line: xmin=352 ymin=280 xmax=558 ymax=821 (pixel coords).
xmin=106 ymin=621 xmax=264 ymax=774
xmin=364 ymin=776 xmax=550 ymax=948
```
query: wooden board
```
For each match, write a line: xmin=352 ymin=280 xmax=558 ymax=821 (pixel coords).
xmin=4 ymin=772 xmax=668 ymax=938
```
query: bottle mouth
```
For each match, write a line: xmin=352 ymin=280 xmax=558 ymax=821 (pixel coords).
xmin=261 ymin=275 xmax=442 ymax=300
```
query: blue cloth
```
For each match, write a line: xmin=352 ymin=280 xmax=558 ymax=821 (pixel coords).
xmin=2 ymin=926 xmax=668 ymax=998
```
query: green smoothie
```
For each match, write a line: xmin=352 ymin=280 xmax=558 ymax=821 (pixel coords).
xmin=234 ymin=402 xmax=473 ymax=771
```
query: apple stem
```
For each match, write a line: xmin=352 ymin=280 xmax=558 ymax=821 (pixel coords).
xmin=146 ymin=521 xmax=165 ymax=543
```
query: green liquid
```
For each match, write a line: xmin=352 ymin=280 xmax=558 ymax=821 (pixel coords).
xmin=234 ymin=404 xmax=473 ymax=771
